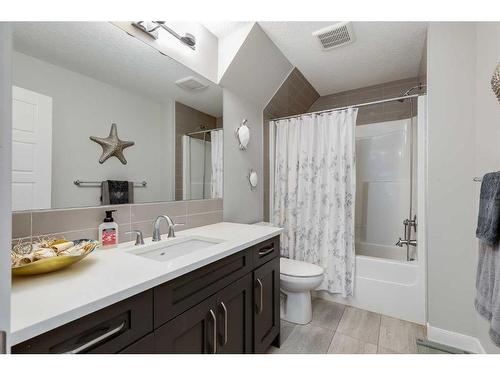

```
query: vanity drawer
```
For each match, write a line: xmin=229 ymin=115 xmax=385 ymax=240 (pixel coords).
xmin=252 ymin=236 xmax=280 ymax=268
xmin=12 ymin=290 xmax=153 ymax=354
xmin=154 ymin=248 xmax=253 ymax=328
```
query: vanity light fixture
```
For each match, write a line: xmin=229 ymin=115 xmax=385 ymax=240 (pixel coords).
xmin=235 ymin=119 xmax=250 ymax=150
xmin=133 ymin=21 xmax=196 ymax=50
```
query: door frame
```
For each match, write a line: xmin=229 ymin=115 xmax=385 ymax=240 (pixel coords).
xmin=0 ymin=22 xmax=12 ymax=354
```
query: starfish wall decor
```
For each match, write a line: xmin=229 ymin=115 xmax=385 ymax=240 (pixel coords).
xmin=90 ymin=123 xmax=135 ymax=164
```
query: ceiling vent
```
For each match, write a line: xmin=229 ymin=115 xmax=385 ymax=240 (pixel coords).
xmin=312 ymin=22 xmax=355 ymax=51
xmin=175 ymin=76 xmax=208 ymax=91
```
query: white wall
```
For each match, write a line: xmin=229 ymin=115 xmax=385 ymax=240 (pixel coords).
xmin=473 ymin=22 xmax=500 ymax=354
xmin=12 ymin=52 xmax=175 ymax=209
xmin=0 ymin=22 xmax=12 ymax=353
xmin=427 ymin=22 xmax=500 ymax=353
xmin=427 ymin=22 xmax=478 ymax=340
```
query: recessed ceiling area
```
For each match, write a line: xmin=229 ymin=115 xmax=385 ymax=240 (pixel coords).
xmin=12 ymin=22 xmax=222 ymax=116
xmin=258 ymin=22 xmax=427 ymax=96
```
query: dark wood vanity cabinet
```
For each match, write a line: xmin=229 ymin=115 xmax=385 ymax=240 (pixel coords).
xmin=155 ymin=273 xmax=253 ymax=354
xmin=13 ymin=236 xmax=280 ymax=354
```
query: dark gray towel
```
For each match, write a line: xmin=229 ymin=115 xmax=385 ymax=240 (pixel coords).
xmin=475 ymin=241 xmax=500 ymax=347
xmin=101 ymin=180 xmax=134 ymax=205
xmin=476 ymin=172 xmax=500 ymax=246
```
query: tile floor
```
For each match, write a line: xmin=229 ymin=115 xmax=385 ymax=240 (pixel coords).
xmin=268 ymin=298 xmax=426 ymax=354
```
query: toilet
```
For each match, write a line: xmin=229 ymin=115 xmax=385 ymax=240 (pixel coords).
xmin=280 ymin=257 xmax=324 ymax=325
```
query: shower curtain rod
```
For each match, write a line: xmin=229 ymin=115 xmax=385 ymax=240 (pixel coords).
xmin=270 ymin=93 xmax=422 ymax=122
xmin=186 ymin=128 xmax=223 ymax=136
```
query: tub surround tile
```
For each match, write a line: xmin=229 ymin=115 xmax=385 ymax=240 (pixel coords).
xmin=336 ymin=306 xmax=381 ymax=345
xmin=328 ymin=332 xmax=378 ymax=354
xmin=185 ymin=211 xmax=224 ymax=230
xmin=186 ymin=199 xmax=223 ymax=215
xmin=31 ymin=205 xmax=130 ymax=237
xmin=130 ymin=201 xmax=186 ymax=222
xmin=14 ymin=199 xmax=224 ymax=244
xmin=12 ymin=212 xmax=31 ymax=239
xmin=377 ymin=346 xmax=401 ymax=354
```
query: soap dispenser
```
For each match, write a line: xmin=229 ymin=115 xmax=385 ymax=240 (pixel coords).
xmin=99 ymin=210 xmax=119 ymax=248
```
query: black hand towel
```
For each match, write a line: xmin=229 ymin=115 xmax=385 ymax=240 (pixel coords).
xmin=476 ymin=172 xmax=500 ymax=246
xmin=101 ymin=180 xmax=134 ymax=205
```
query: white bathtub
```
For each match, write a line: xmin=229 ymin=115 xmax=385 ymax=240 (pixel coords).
xmin=315 ymin=253 xmax=426 ymax=324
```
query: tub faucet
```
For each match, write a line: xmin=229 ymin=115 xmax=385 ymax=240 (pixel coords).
xmin=152 ymin=215 xmax=183 ymax=241
xmin=395 ymin=238 xmax=417 ymax=247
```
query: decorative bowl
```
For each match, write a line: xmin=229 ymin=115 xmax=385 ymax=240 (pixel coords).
xmin=12 ymin=239 xmax=99 ymax=276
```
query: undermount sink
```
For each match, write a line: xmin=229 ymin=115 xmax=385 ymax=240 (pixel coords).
xmin=128 ymin=236 xmax=224 ymax=262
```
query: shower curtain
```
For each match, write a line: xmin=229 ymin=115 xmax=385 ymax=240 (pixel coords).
xmin=210 ymin=130 xmax=223 ymax=199
xmin=272 ymin=108 xmax=358 ymax=297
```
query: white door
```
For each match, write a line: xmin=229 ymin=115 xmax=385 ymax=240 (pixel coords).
xmin=12 ymin=86 xmax=52 ymax=211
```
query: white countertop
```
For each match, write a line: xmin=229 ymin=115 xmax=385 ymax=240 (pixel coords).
xmin=10 ymin=222 xmax=283 ymax=345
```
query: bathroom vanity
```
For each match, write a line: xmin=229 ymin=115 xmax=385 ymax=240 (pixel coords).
xmin=11 ymin=223 xmax=282 ymax=354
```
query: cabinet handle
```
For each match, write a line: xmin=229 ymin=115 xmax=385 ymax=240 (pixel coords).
xmin=258 ymin=244 xmax=274 ymax=257
xmin=256 ymin=279 xmax=263 ymax=314
xmin=220 ymin=302 xmax=228 ymax=346
xmin=64 ymin=321 xmax=126 ymax=354
xmin=209 ymin=309 xmax=217 ymax=354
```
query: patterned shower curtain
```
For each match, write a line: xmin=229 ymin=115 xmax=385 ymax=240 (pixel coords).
xmin=272 ymin=108 xmax=358 ymax=297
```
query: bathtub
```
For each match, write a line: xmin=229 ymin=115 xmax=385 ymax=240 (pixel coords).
xmin=315 ymin=252 xmax=426 ymax=324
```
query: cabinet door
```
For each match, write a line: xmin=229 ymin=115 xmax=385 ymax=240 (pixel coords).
xmin=155 ymin=296 xmax=217 ymax=354
xmin=253 ymin=257 xmax=280 ymax=353
xmin=214 ymin=274 xmax=253 ymax=354
xmin=119 ymin=333 xmax=155 ymax=354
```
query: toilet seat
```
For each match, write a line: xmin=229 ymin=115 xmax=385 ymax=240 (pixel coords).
xmin=280 ymin=257 xmax=323 ymax=278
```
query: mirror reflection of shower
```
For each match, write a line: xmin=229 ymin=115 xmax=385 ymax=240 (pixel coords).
xmin=182 ymin=126 xmax=223 ymax=200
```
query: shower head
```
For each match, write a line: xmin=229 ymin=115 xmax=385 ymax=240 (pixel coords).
xmin=397 ymin=83 xmax=426 ymax=102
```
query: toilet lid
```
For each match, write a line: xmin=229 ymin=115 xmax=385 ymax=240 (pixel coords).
xmin=280 ymin=257 xmax=324 ymax=277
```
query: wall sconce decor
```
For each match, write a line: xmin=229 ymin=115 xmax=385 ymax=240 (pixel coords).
xmin=248 ymin=170 xmax=258 ymax=190
xmin=90 ymin=123 xmax=135 ymax=165
xmin=235 ymin=119 xmax=250 ymax=150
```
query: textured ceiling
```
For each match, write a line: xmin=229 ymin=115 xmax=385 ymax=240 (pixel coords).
xmin=12 ymin=22 xmax=222 ymax=117
xmin=259 ymin=22 xmax=427 ymax=96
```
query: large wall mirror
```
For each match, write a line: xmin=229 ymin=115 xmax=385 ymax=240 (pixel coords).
xmin=11 ymin=22 xmax=223 ymax=211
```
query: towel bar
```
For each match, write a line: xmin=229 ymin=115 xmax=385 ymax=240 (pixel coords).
xmin=74 ymin=180 xmax=147 ymax=187
xmin=473 ymin=177 xmax=482 ymax=182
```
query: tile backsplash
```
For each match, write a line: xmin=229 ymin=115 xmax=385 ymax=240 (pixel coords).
xmin=12 ymin=199 xmax=223 ymax=244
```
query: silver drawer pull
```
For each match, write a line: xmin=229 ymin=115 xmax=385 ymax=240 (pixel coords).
xmin=209 ymin=309 xmax=217 ymax=354
xmin=256 ymin=279 xmax=263 ymax=314
xmin=64 ymin=321 xmax=126 ymax=354
xmin=258 ymin=245 xmax=274 ymax=257
xmin=220 ymin=302 xmax=228 ymax=346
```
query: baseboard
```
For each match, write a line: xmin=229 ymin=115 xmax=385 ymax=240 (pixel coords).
xmin=426 ymin=324 xmax=486 ymax=354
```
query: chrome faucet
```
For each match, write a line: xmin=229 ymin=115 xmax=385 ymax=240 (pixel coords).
xmin=152 ymin=215 xmax=183 ymax=241
xmin=125 ymin=229 xmax=145 ymax=246
xmin=395 ymin=238 xmax=417 ymax=247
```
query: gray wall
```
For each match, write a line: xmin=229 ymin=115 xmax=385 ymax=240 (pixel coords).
xmin=427 ymin=22 xmax=477 ymax=338
xmin=473 ymin=22 xmax=500 ymax=354
xmin=12 ymin=52 xmax=175 ymax=209
xmin=427 ymin=22 xmax=500 ymax=353
xmin=0 ymin=23 xmax=12 ymax=351
xmin=223 ymin=89 xmax=263 ymax=223
xmin=220 ymin=23 xmax=293 ymax=224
